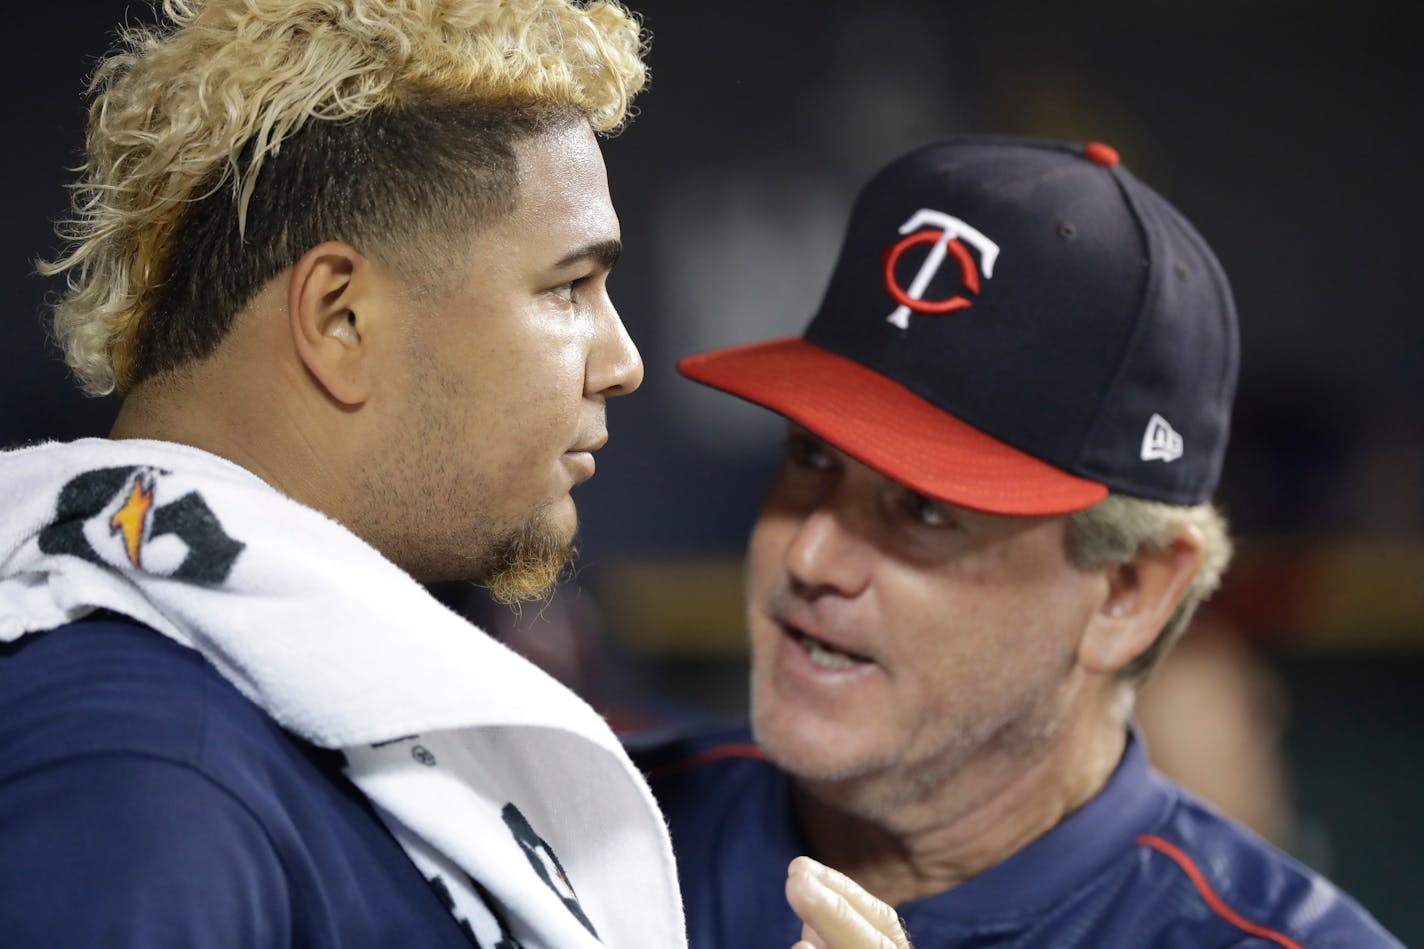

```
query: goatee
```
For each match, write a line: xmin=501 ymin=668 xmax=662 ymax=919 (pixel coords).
xmin=480 ymin=517 xmax=576 ymax=604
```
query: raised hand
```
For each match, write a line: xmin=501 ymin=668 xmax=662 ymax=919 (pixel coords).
xmin=784 ymin=856 xmax=913 ymax=949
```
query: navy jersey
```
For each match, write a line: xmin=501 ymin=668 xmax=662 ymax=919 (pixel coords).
xmin=0 ymin=617 xmax=479 ymax=948
xmin=631 ymin=726 xmax=1401 ymax=949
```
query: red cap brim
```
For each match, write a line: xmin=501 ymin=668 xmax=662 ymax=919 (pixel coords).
xmin=678 ymin=338 xmax=1108 ymax=516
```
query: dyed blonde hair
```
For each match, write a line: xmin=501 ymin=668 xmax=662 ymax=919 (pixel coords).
xmin=40 ymin=0 xmax=648 ymax=395
xmin=1064 ymin=493 xmax=1233 ymax=683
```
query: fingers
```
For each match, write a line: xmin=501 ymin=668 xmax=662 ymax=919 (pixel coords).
xmin=784 ymin=856 xmax=913 ymax=949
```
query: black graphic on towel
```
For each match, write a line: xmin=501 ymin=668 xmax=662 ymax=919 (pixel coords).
xmin=503 ymin=802 xmax=600 ymax=939
xmin=427 ymin=873 xmax=529 ymax=949
xmin=427 ymin=875 xmax=485 ymax=947
xmin=470 ymin=876 xmax=525 ymax=949
xmin=38 ymin=466 xmax=244 ymax=584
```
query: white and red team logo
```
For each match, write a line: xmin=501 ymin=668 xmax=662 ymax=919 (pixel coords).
xmin=883 ymin=209 xmax=1000 ymax=329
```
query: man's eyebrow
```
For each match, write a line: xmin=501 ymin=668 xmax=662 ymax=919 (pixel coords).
xmin=552 ymin=238 xmax=622 ymax=272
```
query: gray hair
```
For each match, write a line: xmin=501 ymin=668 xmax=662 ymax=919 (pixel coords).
xmin=1064 ymin=494 xmax=1233 ymax=682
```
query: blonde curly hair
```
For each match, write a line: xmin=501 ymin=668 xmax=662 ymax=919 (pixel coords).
xmin=40 ymin=0 xmax=649 ymax=395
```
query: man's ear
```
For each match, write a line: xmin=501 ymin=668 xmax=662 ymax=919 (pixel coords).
xmin=1078 ymin=529 xmax=1204 ymax=675
xmin=287 ymin=241 xmax=384 ymax=406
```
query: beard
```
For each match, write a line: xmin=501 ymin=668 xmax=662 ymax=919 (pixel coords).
xmin=356 ymin=462 xmax=577 ymax=597
xmin=478 ymin=514 xmax=577 ymax=604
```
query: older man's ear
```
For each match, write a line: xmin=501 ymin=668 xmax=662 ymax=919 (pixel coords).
xmin=1077 ymin=530 xmax=1203 ymax=676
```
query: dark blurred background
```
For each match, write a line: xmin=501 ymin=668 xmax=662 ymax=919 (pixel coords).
xmin=4 ymin=0 xmax=1421 ymax=941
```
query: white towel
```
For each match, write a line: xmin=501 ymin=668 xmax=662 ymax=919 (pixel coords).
xmin=0 ymin=437 xmax=686 ymax=949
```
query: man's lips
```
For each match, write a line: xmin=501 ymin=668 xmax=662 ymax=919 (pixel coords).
xmin=564 ymin=449 xmax=596 ymax=482
xmin=777 ymin=616 xmax=875 ymax=667
xmin=571 ymin=433 xmax=608 ymax=454
xmin=565 ymin=434 xmax=607 ymax=482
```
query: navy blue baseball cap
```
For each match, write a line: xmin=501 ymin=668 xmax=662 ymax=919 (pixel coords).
xmin=679 ymin=136 xmax=1239 ymax=515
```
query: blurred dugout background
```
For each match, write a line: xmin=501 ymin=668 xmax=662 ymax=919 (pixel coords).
xmin=3 ymin=0 xmax=1420 ymax=941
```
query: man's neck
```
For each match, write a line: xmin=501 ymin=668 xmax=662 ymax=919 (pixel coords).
xmin=109 ymin=367 xmax=349 ymax=523
xmin=791 ymin=708 xmax=1128 ymax=907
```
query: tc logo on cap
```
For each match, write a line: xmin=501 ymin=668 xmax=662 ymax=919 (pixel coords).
xmin=884 ymin=209 xmax=1000 ymax=329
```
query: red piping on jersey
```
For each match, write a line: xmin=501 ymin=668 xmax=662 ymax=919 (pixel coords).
xmin=643 ymin=743 xmax=764 ymax=782
xmin=1137 ymin=834 xmax=1306 ymax=949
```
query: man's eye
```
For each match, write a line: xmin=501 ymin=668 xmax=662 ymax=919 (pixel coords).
xmin=549 ymin=281 xmax=576 ymax=302
xmin=903 ymin=491 xmax=955 ymax=528
xmin=785 ymin=434 xmax=834 ymax=471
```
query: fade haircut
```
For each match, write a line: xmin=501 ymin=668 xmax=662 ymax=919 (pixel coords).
xmin=40 ymin=0 xmax=648 ymax=395
xmin=1064 ymin=494 xmax=1233 ymax=683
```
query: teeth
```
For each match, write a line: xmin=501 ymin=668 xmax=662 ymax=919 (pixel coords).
xmin=804 ymin=636 xmax=862 ymax=669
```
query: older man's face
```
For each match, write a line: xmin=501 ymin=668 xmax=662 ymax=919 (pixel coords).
xmin=363 ymin=121 xmax=642 ymax=591
xmin=744 ymin=426 xmax=1107 ymax=815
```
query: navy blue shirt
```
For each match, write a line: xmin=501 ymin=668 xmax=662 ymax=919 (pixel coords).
xmin=0 ymin=617 xmax=479 ymax=948
xmin=631 ymin=726 xmax=1402 ymax=949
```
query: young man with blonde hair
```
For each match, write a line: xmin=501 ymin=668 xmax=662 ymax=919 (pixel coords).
xmin=638 ymin=137 xmax=1401 ymax=947
xmin=0 ymin=1 xmax=670 ymax=945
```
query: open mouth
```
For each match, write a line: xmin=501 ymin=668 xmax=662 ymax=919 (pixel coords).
xmin=787 ymin=625 xmax=872 ymax=670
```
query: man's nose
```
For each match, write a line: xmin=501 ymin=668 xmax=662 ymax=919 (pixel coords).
xmin=783 ymin=505 xmax=872 ymax=600
xmin=588 ymin=303 xmax=643 ymax=398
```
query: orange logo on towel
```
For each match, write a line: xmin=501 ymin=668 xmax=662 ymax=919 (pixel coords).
xmin=41 ymin=466 xmax=244 ymax=584
xmin=109 ymin=475 xmax=155 ymax=568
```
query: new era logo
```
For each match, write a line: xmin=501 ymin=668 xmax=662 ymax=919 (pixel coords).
xmin=1141 ymin=414 xmax=1183 ymax=463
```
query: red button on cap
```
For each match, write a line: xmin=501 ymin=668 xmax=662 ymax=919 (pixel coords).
xmin=1083 ymin=142 xmax=1120 ymax=167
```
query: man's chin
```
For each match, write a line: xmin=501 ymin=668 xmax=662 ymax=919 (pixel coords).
xmin=480 ymin=511 xmax=578 ymax=605
xmin=753 ymin=704 xmax=888 ymax=781
xmin=482 ymin=543 xmax=575 ymax=604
